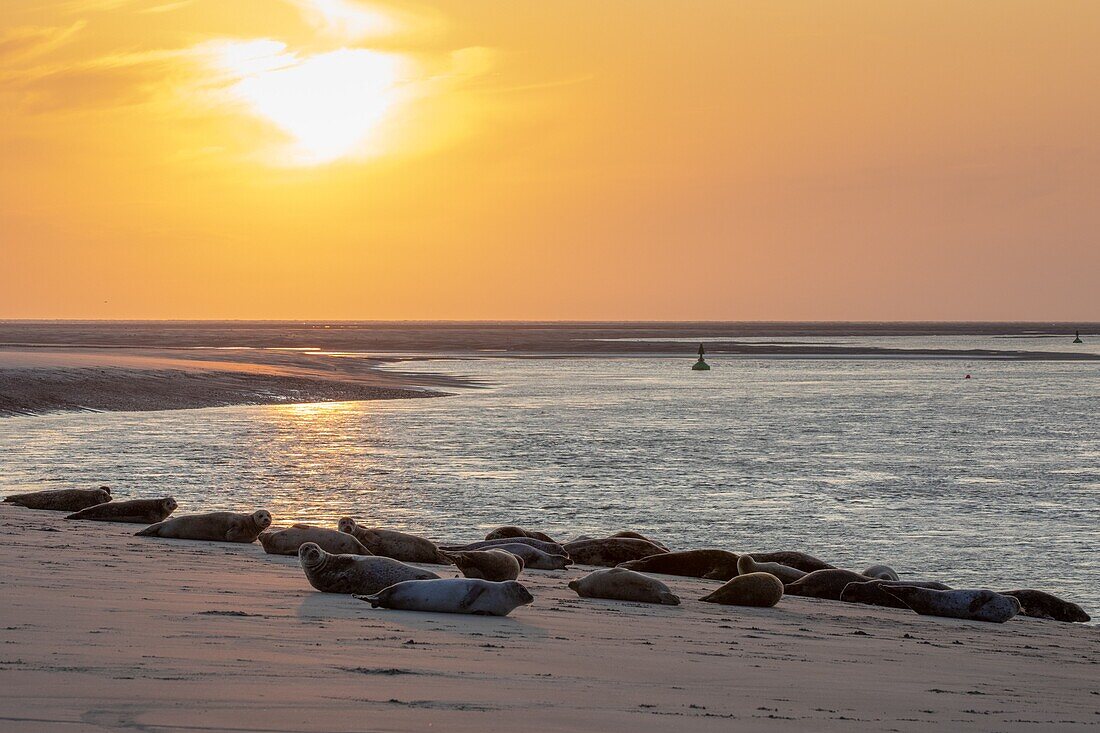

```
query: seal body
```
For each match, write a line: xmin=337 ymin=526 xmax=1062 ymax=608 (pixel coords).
xmin=618 ymin=549 xmax=740 ymax=580
xmin=4 ymin=487 xmax=111 ymax=512
xmin=1003 ymin=589 xmax=1090 ymax=623
xmin=485 ymin=526 xmax=557 ymax=543
xmin=608 ymin=531 xmax=670 ymax=551
xmin=750 ymin=551 xmax=834 ymax=573
xmin=882 ymin=586 xmax=1022 ymax=623
xmin=260 ymin=525 xmax=370 ymax=556
xmin=840 ymin=580 xmax=952 ymax=609
xmin=737 ymin=555 xmax=806 ymax=584
xmin=66 ymin=497 xmax=177 ymax=524
xmin=298 ymin=542 xmax=438 ymax=594
xmin=568 ymin=567 xmax=680 ymax=605
xmin=700 ymin=572 xmax=784 ymax=607
xmin=136 ymin=510 xmax=272 ymax=543
xmin=487 ymin=543 xmax=570 ymax=570
xmin=783 ymin=569 xmax=869 ymax=601
xmin=440 ymin=537 xmax=566 ymax=556
xmin=563 ymin=538 xmax=668 ymax=567
xmin=444 ymin=549 xmax=523 ymax=581
xmin=861 ymin=564 xmax=900 ymax=581
xmin=338 ymin=517 xmax=450 ymax=564
xmin=358 ymin=578 xmax=534 ymax=616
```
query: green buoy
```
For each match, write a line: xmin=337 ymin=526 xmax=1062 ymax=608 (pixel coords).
xmin=1073 ymin=330 xmax=1083 ymax=344
xmin=692 ymin=343 xmax=710 ymax=370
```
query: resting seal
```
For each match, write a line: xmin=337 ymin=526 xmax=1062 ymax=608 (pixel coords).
xmin=861 ymin=564 xmax=900 ymax=581
xmin=608 ymin=531 xmax=670 ymax=551
xmin=737 ymin=555 xmax=806 ymax=584
xmin=4 ymin=486 xmax=111 ymax=512
xmin=700 ymin=572 xmax=784 ymax=607
xmin=487 ymin=542 xmax=571 ymax=570
xmin=260 ymin=525 xmax=370 ymax=556
xmin=1002 ymin=589 xmax=1090 ymax=623
xmin=783 ymin=569 xmax=869 ymax=601
xmin=66 ymin=497 xmax=177 ymax=524
xmin=485 ymin=526 xmax=557 ymax=543
xmin=298 ymin=542 xmax=438 ymax=594
xmin=136 ymin=510 xmax=272 ymax=543
xmin=440 ymin=537 xmax=566 ymax=556
xmin=883 ymin=586 xmax=1021 ymax=624
xmin=617 ymin=549 xmax=740 ymax=580
xmin=568 ymin=567 xmax=679 ymax=605
xmin=749 ymin=551 xmax=835 ymax=573
xmin=840 ymin=579 xmax=952 ymax=609
xmin=563 ymin=538 xmax=668 ymax=567
xmin=338 ymin=517 xmax=450 ymax=564
xmin=443 ymin=549 xmax=523 ymax=581
xmin=357 ymin=578 xmax=534 ymax=616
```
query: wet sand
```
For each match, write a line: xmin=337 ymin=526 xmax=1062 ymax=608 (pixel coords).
xmin=1 ymin=503 xmax=1097 ymax=732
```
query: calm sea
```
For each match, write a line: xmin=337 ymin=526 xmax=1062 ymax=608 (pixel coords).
xmin=2 ymin=344 xmax=1097 ymax=615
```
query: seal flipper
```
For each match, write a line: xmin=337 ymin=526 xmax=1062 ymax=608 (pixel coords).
xmin=353 ymin=593 xmax=384 ymax=608
xmin=135 ymin=521 xmax=165 ymax=537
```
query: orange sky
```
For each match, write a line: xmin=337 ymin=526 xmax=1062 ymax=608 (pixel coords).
xmin=2 ymin=0 xmax=1098 ymax=320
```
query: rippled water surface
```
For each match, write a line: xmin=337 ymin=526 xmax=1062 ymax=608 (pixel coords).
xmin=2 ymin=356 xmax=1098 ymax=614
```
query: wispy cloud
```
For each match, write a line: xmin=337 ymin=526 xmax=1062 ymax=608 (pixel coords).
xmin=0 ymin=21 xmax=86 ymax=63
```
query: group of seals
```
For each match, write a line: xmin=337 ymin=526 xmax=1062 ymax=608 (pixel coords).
xmin=4 ymin=486 xmax=111 ymax=512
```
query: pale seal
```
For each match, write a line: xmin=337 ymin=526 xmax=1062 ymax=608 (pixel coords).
xmin=136 ymin=510 xmax=272 ymax=543
xmin=700 ymin=572 xmax=784 ymax=608
xmin=568 ymin=567 xmax=679 ymax=605
xmin=439 ymin=537 xmax=566 ymax=556
xmin=5 ymin=486 xmax=112 ymax=512
xmin=882 ymin=586 xmax=1021 ymax=623
xmin=783 ymin=568 xmax=869 ymax=601
xmin=66 ymin=497 xmax=177 ymax=524
xmin=259 ymin=525 xmax=370 ymax=556
xmin=298 ymin=542 xmax=439 ymax=594
xmin=443 ymin=549 xmax=524 ymax=581
xmin=338 ymin=517 xmax=450 ymax=564
xmin=487 ymin=542 xmax=571 ymax=570
xmin=563 ymin=538 xmax=668 ymax=567
xmin=357 ymin=578 xmax=534 ymax=616
xmin=861 ymin=564 xmax=900 ymax=581
xmin=750 ymin=551 xmax=835 ymax=573
xmin=840 ymin=579 xmax=952 ymax=609
xmin=1002 ymin=589 xmax=1090 ymax=623
xmin=736 ymin=555 xmax=806 ymax=584
xmin=617 ymin=549 xmax=740 ymax=580
xmin=485 ymin=526 xmax=557 ymax=543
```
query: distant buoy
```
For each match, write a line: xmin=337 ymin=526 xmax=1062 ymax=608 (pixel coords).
xmin=1073 ymin=330 xmax=1083 ymax=344
xmin=692 ymin=343 xmax=711 ymax=371
xmin=965 ymin=374 xmax=971 ymax=379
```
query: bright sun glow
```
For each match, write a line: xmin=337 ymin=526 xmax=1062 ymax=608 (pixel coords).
xmin=213 ymin=40 xmax=403 ymax=164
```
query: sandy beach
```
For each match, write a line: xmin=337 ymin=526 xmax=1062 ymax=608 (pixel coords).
xmin=1 ymin=503 xmax=1097 ymax=732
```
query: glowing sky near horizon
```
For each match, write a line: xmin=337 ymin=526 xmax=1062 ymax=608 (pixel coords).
xmin=1 ymin=0 xmax=1098 ymax=320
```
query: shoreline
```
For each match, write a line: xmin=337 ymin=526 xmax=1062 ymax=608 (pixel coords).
xmin=1 ymin=503 xmax=1097 ymax=732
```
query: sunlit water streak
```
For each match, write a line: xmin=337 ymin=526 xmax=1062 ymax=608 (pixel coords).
xmin=2 ymin=356 xmax=1098 ymax=615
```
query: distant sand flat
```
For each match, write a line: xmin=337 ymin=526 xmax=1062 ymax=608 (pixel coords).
xmin=0 ymin=504 xmax=1097 ymax=732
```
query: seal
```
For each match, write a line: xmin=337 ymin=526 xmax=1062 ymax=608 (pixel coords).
xmin=1002 ymin=589 xmax=1090 ymax=623
xmin=749 ymin=551 xmax=835 ymax=573
xmin=356 ymin=578 xmax=534 ymax=616
xmin=700 ymin=572 xmax=784 ymax=607
xmin=568 ymin=567 xmax=680 ymax=605
xmin=736 ymin=555 xmax=806 ymax=584
xmin=4 ymin=486 xmax=111 ymax=512
xmin=338 ymin=517 xmax=450 ymax=564
xmin=783 ymin=568 xmax=869 ymax=601
xmin=609 ymin=531 xmax=670 ymax=551
xmin=439 ymin=537 xmax=566 ymax=556
xmin=485 ymin=526 xmax=557 ymax=543
xmin=617 ymin=549 xmax=740 ymax=580
xmin=563 ymin=538 xmax=668 ymax=567
xmin=66 ymin=497 xmax=177 ymax=524
xmin=487 ymin=542 xmax=571 ymax=570
xmin=298 ymin=542 xmax=439 ymax=594
xmin=136 ymin=510 xmax=272 ymax=543
xmin=259 ymin=525 xmax=370 ymax=556
xmin=861 ymin=564 xmax=900 ymax=581
xmin=882 ymin=586 xmax=1021 ymax=623
xmin=840 ymin=579 xmax=952 ymax=609
xmin=443 ymin=549 xmax=524 ymax=581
